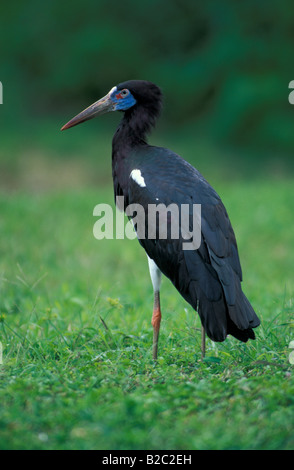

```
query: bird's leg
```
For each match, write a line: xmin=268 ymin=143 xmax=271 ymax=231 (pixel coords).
xmin=147 ymin=256 xmax=162 ymax=361
xmin=152 ymin=291 xmax=161 ymax=360
xmin=201 ymin=326 xmax=206 ymax=360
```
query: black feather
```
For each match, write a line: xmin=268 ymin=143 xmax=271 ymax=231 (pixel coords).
xmin=111 ymin=80 xmax=260 ymax=343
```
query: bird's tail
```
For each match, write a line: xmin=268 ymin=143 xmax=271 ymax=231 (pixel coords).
xmin=185 ymin=278 xmax=260 ymax=343
xmin=226 ymin=291 xmax=260 ymax=342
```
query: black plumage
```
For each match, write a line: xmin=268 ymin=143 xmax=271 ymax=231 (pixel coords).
xmin=62 ymin=79 xmax=260 ymax=358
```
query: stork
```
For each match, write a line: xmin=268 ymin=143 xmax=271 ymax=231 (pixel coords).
xmin=61 ymin=80 xmax=260 ymax=360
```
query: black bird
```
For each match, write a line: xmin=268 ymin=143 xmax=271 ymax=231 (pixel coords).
xmin=61 ymin=80 xmax=260 ymax=360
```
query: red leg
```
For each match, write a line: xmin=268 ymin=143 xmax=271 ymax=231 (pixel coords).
xmin=151 ymin=291 xmax=161 ymax=360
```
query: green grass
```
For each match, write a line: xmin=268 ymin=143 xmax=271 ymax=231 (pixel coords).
xmin=0 ymin=180 xmax=293 ymax=450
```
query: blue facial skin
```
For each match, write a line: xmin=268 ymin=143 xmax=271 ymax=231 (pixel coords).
xmin=110 ymin=88 xmax=137 ymax=111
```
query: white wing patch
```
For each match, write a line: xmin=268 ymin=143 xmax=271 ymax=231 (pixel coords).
xmin=130 ymin=169 xmax=146 ymax=188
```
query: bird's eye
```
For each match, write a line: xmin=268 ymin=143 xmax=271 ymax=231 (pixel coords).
xmin=115 ymin=89 xmax=129 ymax=100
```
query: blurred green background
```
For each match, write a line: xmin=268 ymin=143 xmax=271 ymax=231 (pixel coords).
xmin=1 ymin=0 xmax=294 ymax=192
xmin=1 ymin=0 xmax=294 ymax=451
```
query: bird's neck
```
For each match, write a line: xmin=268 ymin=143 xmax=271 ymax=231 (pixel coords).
xmin=112 ymin=104 xmax=157 ymax=151
xmin=111 ymin=105 xmax=156 ymax=207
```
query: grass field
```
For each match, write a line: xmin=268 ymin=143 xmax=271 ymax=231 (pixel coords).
xmin=0 ymin=127 xmax=293 ymax=449
xmin=0 ymin=182 xmax=293 ymax=450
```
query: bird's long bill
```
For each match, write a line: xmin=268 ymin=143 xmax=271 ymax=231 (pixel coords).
xmin=61 ymin=92 xmax=115 ymax=131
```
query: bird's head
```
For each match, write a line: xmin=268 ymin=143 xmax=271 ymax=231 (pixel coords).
xmin=61 ymin=80 xmax=162 ymax=131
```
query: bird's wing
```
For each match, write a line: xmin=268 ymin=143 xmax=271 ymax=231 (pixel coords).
xmin=127 ymin=146 xmax=259 ymax=341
